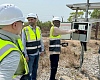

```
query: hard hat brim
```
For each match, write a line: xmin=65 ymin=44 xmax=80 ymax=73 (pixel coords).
xmin=0 ymin=17 xmax=25 ymax=25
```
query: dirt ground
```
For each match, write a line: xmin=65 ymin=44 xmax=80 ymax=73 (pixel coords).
xmin=37 ymin=37 xmax=100 ymax=80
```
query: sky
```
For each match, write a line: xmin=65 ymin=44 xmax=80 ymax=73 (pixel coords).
xmin=0 ymin=0 xmax=99 ymax=22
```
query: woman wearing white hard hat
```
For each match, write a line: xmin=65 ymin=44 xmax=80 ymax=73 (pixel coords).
xmin=0 ymin=3 xmax=28 ymax=80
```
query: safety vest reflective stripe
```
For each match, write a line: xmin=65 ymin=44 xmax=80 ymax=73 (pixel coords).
xmin=26 ymin=39 xmax=40 ymax=42
xmin=49 ymin=45 xmax=61 ymax=47
xmin=17 ymin=39 xmax=24 ymax=51
xmin=26 ymin=46 xmax=37 ymax=49
xmin=25 ymin=27 xmax=30 ymax=41
xmin=21 ymin=54 xmax=29 ymax=75
xmin=49 ymin=38 xmax=61 ymax=40
xmin=38 ymin=45 xmax=41 ymax=48
xmin=0 ymin=44 xmax=15 ymax=56
xmin=26 ymin=45 xmax=41 ymax=49
xmin=0 ymin=44 xmax=18 ymax=61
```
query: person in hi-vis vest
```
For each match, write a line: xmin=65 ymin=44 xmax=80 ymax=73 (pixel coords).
xmin=49 ymin=17 xmax=77 ymax=80
xmin=21 ymin=13 xmax=44 ymax=80
xmin=0 ymin=4 xmax=28 ymax=80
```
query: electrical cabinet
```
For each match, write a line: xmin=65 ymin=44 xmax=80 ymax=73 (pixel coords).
xmin=59 ymin=22 xmax=72 ymax=40
xmin=72 ymin=22 xmax=92 ymax=42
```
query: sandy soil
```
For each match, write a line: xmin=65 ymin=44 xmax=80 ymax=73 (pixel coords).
xmin=37 ymin=37 xmax=100 ymax=80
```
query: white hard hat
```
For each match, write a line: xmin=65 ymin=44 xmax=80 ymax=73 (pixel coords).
xmin=0 ymin=4 xmax=24 ymax=25
xmin=27 ymin=13 xmax=37 ymax=19
xmin=52 ymin=17 xmax=60 ymax=22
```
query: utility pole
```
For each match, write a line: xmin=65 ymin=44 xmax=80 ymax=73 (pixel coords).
xmin=36 ymin=14 xmax=39 ymax=21
xmin=79 ymin=0 xmax=89 ymax=70
xmin=61 ymin=16 xmax=64 ymax=22
xmin=52 ymin=15 xmax=54 ymax=18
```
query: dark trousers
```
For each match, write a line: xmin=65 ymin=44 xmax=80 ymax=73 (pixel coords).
xmin=20 ymin=75 xmax=29 ymax=80
xmin=50 ymin=54 xmax=59 ymax=80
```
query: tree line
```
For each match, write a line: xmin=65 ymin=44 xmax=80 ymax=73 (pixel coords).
xmin=23 ymin=9 xmax=100 ymax=39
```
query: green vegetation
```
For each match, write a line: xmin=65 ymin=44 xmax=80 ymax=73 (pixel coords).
xmin=67 ymin=11 xmax=84 ymax=22
xmin=23 ymin=9 xmax=100 ymax=39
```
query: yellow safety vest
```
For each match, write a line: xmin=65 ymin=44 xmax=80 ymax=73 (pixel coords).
xmin=23 ymin=26 xmax=41 ymax=54
xmin=49 ymin=26 xmax=61 ymax=52
xmin=0 ymin=38 xmax=29 ymax=75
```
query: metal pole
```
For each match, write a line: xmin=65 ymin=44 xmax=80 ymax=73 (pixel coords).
xmin=79 ymin=43 xmax=84 ymax=70
xmin=85 ymin=0 xmax=89 ymax=22
xmin=98 ymin=45 xmax=100 ymax=79
xmin=75 ymin=8 xmax=78 ymax=22
xmin=79 ymin=0 xmax=89 ymax=70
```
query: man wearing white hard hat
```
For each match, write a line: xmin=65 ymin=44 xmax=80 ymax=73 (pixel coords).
xmin=0 ymin=4 xmax=28 ymax=80
xmin=22 ymin=13 xmax=44 ymax=80
xmin=49 ymin=17 xmax=77 ymax=80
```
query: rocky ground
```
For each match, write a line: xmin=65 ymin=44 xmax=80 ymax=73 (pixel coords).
xmin=37 ymin=37 xmax=100 ymax=80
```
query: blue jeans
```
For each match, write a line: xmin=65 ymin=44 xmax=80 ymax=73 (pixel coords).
xmin=28 ymin=54 xmax=39 ymax=80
